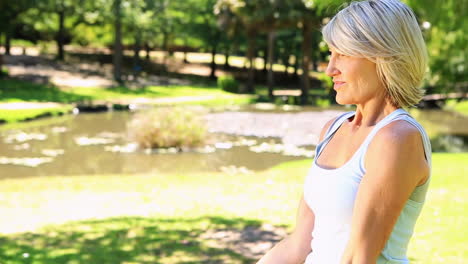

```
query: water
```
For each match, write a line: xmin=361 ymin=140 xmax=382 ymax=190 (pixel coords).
xmin=0 ymin=111 xmax=311 ymax=179
xmin=0 ymin=107 xmax=466 ymax=179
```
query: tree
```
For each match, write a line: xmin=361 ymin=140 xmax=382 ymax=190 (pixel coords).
xmin=0 ymin=0 xmax=33 ymax=55
xmin=405 ymin=0 xmax=467 ymax=94
xmin=215 ymin=0 xmax=341 ymax=101
xmin=113 ymin=0 xmax=123 ymax=83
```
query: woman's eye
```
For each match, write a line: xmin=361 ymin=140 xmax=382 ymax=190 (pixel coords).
xmin=337 ymin=53 xmax=348 ymax=58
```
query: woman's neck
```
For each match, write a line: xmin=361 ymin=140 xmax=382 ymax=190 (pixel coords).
xmin=352 ymin=99 xmax=398 ymax=127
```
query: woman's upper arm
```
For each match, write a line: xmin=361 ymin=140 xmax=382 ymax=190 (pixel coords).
xmin=342 ymin=121 xmax=429 ymax=263
xmin=288 ymin=196 xmax=315 ymax=258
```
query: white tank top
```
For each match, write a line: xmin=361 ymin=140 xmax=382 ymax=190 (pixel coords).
xmin=304 ymin=108 xmax=431 ymax=264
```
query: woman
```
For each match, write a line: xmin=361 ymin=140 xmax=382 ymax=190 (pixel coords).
xmin=257 ymin=0 xmax=431 ymax=263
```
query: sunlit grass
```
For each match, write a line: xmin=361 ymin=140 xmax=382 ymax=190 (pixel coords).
xmin=0 ymin=78 xmax=89 ymax=103
xmin=0 ymin=106 xmax=73 ymax=123
xmin=69 ymin=85 xmax=243 ymax=99
xmin=0 ymin=78 xmax=255 ymax=123
xmin=408 ymin=153 xmax=468 ymax=263
xmin=0 ymin=154 xmax=466 ymax=263
xmin=445 ymin=99 xmax=468 ymax=116
xmin=68 ymin=85 xmax=255 ymax=106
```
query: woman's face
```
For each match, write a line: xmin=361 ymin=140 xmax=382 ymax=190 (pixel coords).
xmin=325 ymin=48 xmax=385 ymax=106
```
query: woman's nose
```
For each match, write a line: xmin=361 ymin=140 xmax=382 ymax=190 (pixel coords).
xmin=325 ymin=61 xmax=340 ymax=77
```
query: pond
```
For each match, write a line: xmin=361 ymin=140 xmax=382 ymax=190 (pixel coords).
xmin=0 ymin=105 xmax=467 ymax=179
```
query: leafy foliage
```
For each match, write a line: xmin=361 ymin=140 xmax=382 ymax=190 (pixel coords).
xmin=217 ymin=75 xmax=240 ymax=93
xmin=0 ymin=0 xmax=465 ymax=95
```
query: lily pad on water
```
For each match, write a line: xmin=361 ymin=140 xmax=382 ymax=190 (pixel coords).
xmin=41 ymin=149 xmax=65 ymax=157
xmin=0 ymin=156 xmax=54 ymax=167
xmin=231 ymin=138 xmax=257 ymax=147
xmin=74 ymin=136 xmax=115 ymax=146
xmin=51 ymin=126 xmax=68 ymax=133
xmin=193 ymin=146 xmax=217 ymax=153
xmin=97 ymin=132 xmax=122 ymax=139
xmin=144 ymin=147 xmax=179 ymax=154
xmin=249 ymin=142 xmax=314 ymax=158
xmin=214 ymin=142 xmax=233 ymax=149
xmin=219 ymin=165 xmax=252 ymax=175
xmin=104 ymin=143 xmax=139 ymax=153
xmin=4 ymin=132 xmax=47 ymax=143
xmin=13 ymin=143 xmax=30 ymax=150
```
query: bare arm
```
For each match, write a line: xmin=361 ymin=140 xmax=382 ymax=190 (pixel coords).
xmin=340 ymin=121 xmax=429 ymax=264
xmin=257 ymin=118 xmax=336 ymax=264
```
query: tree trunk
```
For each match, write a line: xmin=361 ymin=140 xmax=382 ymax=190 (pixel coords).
xmin=293 ymin=53 xmax=299 ymax=77
xmin=0 ymin=54 xmax=4 ymax=76
xmin=133 ymin=32 xmax=141 ymax=80
xmin=293 ymin=39 xmax=301 ymax=78
xmin=245 ymin=28 xmax=256 ymax=94
xmin=183 ymin=51 xmax=188 ymax=63
xmin=5 ymin=29 xmax=11 ymax=55
xmin=300 ymin=20 xmax=312 ymax=105
xmin=113 ymin=0 xmax=123 ymax=84
xmin=183 ymin=39 xmax=188 ymax=63
xmin=263 ymin=45 xmax=268 ymax=73
xmin=145 ymin=43 xmax=151 ymax=60
xmin=310 ymin=32 xmax=319 ymax=71
xmin=209 ymin=43 xmax=217 ymax=79
xmin=224 ymin=46 xmax=230 ymax=69
xmin=56 ymin=9 xmax=65 ymax=61
xmin=283 ymin=54 xmax=290 ymax=76
xmin=267 ymin=31 xmax=275 ymax=99
xmin=162 ymin=32 xmax=168 ymax=64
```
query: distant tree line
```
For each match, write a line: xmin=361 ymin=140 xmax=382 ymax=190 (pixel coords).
xmin=0 ymin=0 xmax=466 ymax=100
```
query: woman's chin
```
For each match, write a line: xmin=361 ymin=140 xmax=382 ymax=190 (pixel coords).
xmin=335 ymin=96 xmax=350 ymax=105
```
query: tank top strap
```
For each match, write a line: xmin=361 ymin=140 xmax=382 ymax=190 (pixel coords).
xmin=324 ymin=111 xmax=356 ymax=139
xmin=315 ymin=111 xmax=356 ymax=157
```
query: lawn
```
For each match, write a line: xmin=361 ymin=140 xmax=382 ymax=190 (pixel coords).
xmin=0 ymin=106 xmax=73 ymax=123
xmin=67 ymin=86 xmax=254 ymax=106
xmin=445 ymin=99 xmax=468 ymax=116
xmin=0 ymin=153 xmax=466 ymax=263
xmin=0 ymin=78 xmax=255 ymax=123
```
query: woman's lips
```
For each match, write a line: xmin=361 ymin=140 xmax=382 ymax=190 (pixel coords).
xmin=333 ymin=81 xmax=346 ymax=90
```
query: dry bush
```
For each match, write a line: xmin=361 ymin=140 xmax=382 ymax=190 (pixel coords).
xmin=128 ymin=107 xmax=208 ymax=149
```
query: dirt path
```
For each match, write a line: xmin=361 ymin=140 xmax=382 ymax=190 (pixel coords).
xmin=3 ymin=48 xmax=224 ymax=89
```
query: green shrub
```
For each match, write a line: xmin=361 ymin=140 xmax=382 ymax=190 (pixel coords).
xmin=0 ymin=67 xmax=8 ymax=77
xmin=128 ymin=107 xmax=208 ymax=149
xmin=217 ymin=75 xmax=239 ymax=93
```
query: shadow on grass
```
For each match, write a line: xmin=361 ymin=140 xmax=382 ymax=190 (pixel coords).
xmin=0 ymin=78 xmax=90 ymax=103
xmin=0 ymin=216 xmax=285 ymax=264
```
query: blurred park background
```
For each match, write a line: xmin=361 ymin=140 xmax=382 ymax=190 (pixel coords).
xmin=0 ymin=0 xmax=466 ymax=263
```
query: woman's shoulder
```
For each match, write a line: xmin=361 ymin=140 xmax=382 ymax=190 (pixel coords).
xmin=372 ymin=119 xmax=424 ymax=147
xmin=367 ymin=119 xmax=429 ymax=184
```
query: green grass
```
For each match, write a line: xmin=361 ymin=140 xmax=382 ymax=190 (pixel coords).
xmin=0 ymin=153 xmax=466 ymax=263
xmin=67 ymin=85 xmax=255 ymax=106
xmin=445 ymin=99 xmax=468 ymax=116
xmin=0 ymin=106 xmax=73 ymax=123
xmin=0 ymin=78 xmax=254 ymax=105
xmin=0 ymin=79 xmax=90 ymax=103
xmin=0 ymin=78 xmax=255 ymax=123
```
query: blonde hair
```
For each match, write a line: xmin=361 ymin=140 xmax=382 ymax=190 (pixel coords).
xmin=322 ymin=0 xmax=427 ymax=107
